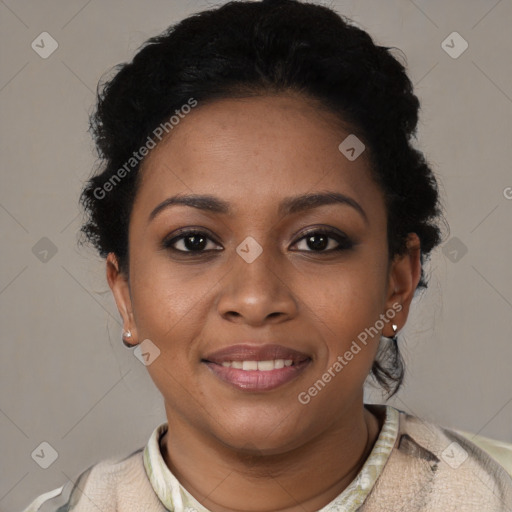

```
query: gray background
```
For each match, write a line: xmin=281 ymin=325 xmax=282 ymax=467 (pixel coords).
xmin=1 ymin=0 xmax=511 ymax=510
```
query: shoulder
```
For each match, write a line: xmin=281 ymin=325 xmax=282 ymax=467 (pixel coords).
xmin=455 ymin=428 xmax=512 ymax=477
xmin=370 ymin=407 xmax=512 ymax=511
xmin=20 ymin=447 xmax=164 ymax=512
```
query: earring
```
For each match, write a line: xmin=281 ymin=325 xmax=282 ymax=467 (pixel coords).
xmin=383 ymin=324 xmax=399 ymax=343
xmin=122 ymin=330 xmax=133 ymax=348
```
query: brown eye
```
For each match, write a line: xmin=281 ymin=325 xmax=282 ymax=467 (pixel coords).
xmin=163 ymin=230 xmax=222 ymax=253
xmin=293 ymin=229 xmax=354 ymax=252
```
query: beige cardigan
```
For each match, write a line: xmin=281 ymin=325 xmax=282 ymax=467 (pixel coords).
xmin=22 ymin=405 xmax=512 ymax=511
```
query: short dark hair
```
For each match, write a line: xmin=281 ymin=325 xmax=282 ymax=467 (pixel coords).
xmin=79 ymin=0 xmax=447 ymax=397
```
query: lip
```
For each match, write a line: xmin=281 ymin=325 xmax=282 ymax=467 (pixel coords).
xmin=202 ymin=343 xmax=312 ymax=392
xmin=203 ymin=343 xmax=311 ymax=364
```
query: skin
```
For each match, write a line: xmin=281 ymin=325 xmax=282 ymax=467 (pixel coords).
xmin=107 ymin=93 xmax=421 ymax=512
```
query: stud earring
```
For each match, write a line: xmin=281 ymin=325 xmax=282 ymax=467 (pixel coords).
xmin=382 ymin=323 xmax=399 ymax=343
xmin=389 ymin=324 xmax=399 ymax=343
xmin=122 ymin=330 xmax=133 ymax=348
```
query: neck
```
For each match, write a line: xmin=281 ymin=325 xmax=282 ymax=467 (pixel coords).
xmin=160 ymin=402 xmax=383 ymax=512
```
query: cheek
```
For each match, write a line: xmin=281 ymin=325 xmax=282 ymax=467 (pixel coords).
xmin=305 ymin=257 xmax=387 ymax=368
xmin=312 ymin=259 xmax=386 ymax=321
xmin=129 ymin=262 xmax=209 ymax=372
xmin=130 ymin=251 xmax=206 ymax=327
xmin=129 ymin=270 xmax=205 ymax=402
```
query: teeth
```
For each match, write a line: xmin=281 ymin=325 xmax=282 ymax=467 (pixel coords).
xmin=242 ymin=360 xmax=258 ymax=370
xmin=219 ymin=359 xmax=295 ymax=371
xmin=257 ymin=360 xmax=274 ymax=371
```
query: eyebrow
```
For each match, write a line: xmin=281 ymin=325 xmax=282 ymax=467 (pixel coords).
xmin=148 ymin=190 xmax=368 ymax=225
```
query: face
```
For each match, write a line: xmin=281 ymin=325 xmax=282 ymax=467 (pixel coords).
xmin=108 ymin=93 xmax=420 ymax=453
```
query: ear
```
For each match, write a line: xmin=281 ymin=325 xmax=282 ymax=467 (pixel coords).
xmin=106 ymin=252 xmax=138 ymax=344
xmin=383 ymin=233 xmax=422 ymax=337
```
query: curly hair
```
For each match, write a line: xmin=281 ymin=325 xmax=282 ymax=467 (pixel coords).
xmin=79 ymin=0 xmax=447 ymax=397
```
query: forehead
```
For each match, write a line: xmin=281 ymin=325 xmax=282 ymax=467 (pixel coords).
xmin=134 ymin=94 xmax=383 ymax=218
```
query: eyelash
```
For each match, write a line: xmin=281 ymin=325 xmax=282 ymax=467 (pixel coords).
xmin=162 ymin=228 xmax=354 ymax=255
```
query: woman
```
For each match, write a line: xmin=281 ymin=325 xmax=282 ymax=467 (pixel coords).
xmin=22 ymin=0 xmax=512 ymax=510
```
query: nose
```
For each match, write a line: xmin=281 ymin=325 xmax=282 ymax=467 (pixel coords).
xmin=216 ymin=246 xmax=298 ymax=326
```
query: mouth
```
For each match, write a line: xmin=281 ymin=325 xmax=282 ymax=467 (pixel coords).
xmin=201 ymin=343 xmax=312 ymax=391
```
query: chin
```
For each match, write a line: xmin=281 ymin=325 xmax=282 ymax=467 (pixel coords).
xmin=210 ymin=409 xmax=313 ymax=454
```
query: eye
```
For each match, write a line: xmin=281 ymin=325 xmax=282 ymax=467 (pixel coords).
xmin=162 ymin=227 xmax=354 ymax=255
xmin=162 ymin=229 xmax=222 ymax=253
xmin=293 ymin=228 xmax=354 ymax=253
